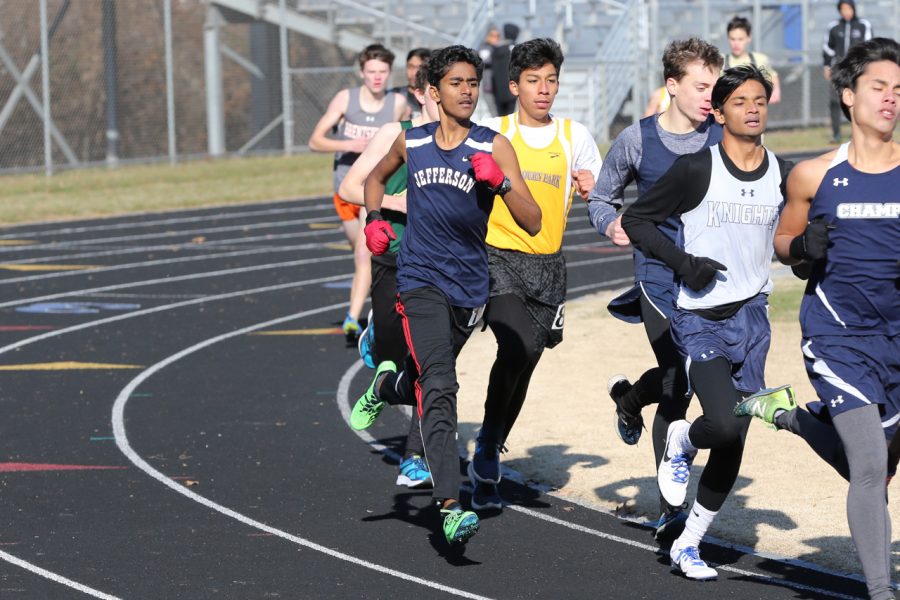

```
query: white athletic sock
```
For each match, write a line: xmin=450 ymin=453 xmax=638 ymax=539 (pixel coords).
xmin=677 ymin=421 xmax=697 ymax=454
xmin=678 ymin=501 xmax=717 ymax=548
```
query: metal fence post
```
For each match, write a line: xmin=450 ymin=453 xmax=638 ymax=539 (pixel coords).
xmin=164 ymin=0 xmax=177 ymax=165
xmin=39 ymin=0 xmax=52 ymax=176
xmin=279 ymin=0 xmax=293 ymax=156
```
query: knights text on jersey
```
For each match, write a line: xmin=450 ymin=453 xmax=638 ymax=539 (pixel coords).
xmin=676 ymin=144 xmax=784 ymax=310
xmin=396 ymin=121 xmax=497 ymax=308
xmin=800 ymin=144 xmax=900 ymax=337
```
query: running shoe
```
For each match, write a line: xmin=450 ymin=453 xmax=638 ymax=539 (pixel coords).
xmin=733 ymin=384 xmax=797 ymax=429
xmin=654 ymin=504 xmax=688 ymax=543
xmin=396 ymin=454 xmax=432 ymax=488
xmin=470 ymin=479 xmax=503 ymax=511
xmin=670 ymin=540 xmax=717 ymax=580
xmin=349 ymin=360 xmax=396 ymax=430
xmin=440 ymin=504 xmax=479 ymax=545
xmin=342 ymin=313 xmax=361 ymax=346
xmin=358 ymin=309 xmax=376 ymax=369
xmin=608 ymin=374 xmax=643 ymax=445
xmin=470 ymin=436 xmax=501 ymax=484
xmin=657 ymin=420 xmax=696 ymax=507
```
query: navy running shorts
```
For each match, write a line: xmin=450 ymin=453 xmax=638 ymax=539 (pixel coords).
xmin=802 ymin=333 xmax=900 ymax=440
xmin=671 ymin=293 xmax=771 ymax=394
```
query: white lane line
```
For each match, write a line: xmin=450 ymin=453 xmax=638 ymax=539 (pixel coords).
xmin=111 ymin=305 xmax=493 ymax=600
xmin=0 ymin=549 xmax=121 ymax=599
xmin=0 ymin=228 xmax=339 ymax=266
xmin=0 ymin=201 xmax=332 ymax=239
xmin=0 ymin=254 xmax=349 ymax=310
xmin=0 ymin=216 xmax=335 ymax=254
xmin=0 ymin=272 xmax=352 ymax=356
xmin=336 ymin=365 xmax=866 ymax=600
xmin=0 ymin=240 xmax=340 ymax=285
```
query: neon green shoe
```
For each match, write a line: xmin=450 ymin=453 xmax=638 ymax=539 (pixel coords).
xmin=734 ymin=384 xmax=797 ymax=429
xmin=349 ymin=360 xmax=396 ymax=430
xmin=441 ymin=505 xmax=479 ymax=545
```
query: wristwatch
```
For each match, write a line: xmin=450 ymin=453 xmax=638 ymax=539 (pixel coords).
xmin=493 ymin=175 xmax=512 ymax=197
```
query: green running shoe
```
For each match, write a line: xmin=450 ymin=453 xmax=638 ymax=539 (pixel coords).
xmin=441 ymin=505 xmax=479 ymax=545
xmin=734 ymin=384 xmax=797 ymax=429
xmin=349 ymin=360 xmax=396 ymax=430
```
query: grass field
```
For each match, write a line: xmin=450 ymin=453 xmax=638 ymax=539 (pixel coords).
xmin=0 ymin=126 xmax=842 ymax=227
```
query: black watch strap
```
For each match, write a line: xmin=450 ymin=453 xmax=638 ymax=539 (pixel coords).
xmin=366 ymin=210 xmax=383 ymax=225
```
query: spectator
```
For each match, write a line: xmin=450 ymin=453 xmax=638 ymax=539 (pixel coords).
xmin=478 ymin=25 xmax=501 ymax=114
xmin=490 ymin=23 xmax=521 ymax=116
xmin=822 ymin=0 xmax=872 ymax=142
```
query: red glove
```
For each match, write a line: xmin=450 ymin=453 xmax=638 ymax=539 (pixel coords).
xmin=471 ymin=152 xmax=505 ymax=190
xmin=364 ymin=211 xmax=396 ymax=256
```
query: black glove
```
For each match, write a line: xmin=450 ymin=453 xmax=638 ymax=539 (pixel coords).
xmin=676 ymin=255 xmax=727 ymax=292
xmin=790 ymin=262 xmax=813 ymax=280
xmin=789 ymin=218 xmax=834 ymax=261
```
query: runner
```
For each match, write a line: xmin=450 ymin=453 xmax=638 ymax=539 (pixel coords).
xmin=348 ymin=45 xmax=541 ymax=546
xmin=724 ymin=16 xmax=782 ymax=104
xmin=308 ymin=44 xmax=407 ymax=344
xmin=469 ymin=38 xmax=602 ymax=509
xmin=622 ymin=64 xmax=790 ymax=580
xmin=586 ymin=37 xmax=723 ymax=540
xmin=390 ymin=48 xmax=431 ymax=120
xmin=735 ymin=38 xmax=899 ymax=600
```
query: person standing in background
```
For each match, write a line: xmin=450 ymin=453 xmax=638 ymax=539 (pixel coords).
xmin=491 ymin=23 xmax=521 ymax=116
xmin=478 ymin=26 xmax=501 ymax=116
xmin=823 ymin=0 xmax=872 ymax=143
xmin=724 ymin=16 xmax=781 ymax=104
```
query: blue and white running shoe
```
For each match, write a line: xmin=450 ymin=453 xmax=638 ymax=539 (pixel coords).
xmin=358 ymin=309 xmax=376 ymax=369
xmin=396 ymin=454 xmax=432 ymax=488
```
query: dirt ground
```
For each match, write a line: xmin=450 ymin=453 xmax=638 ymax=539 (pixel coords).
xmin=454 ymin=271 xmax=898 ymax=578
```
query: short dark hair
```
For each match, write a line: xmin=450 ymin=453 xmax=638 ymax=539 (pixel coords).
xmin=832 ymin=37 xmax=900 ymax=120
xmin=508 ymin=38 xmax=564 ymax=82
xmin=727 ymin=16 xmax=752 ymax=35
xmin=425 ymin=45 xmax=483 ymax=88
xmin=358 ymin=44 xmax=395 ymax=69
xmin=711 ymin=64 xmax=773 ymax=110
xmin=407 ymin=47 xmax=431 ymax=63
xmin=413 ymin=57 xmax=431 ymax=92
xmin=662 ymin=38 xmax=724 ymax=82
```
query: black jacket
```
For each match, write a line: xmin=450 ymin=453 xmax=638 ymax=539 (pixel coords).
xmin=822 ymin=16 xmax=873 ymax=67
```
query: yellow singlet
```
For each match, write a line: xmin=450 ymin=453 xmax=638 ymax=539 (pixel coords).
xmin=486 ymin=114 xmax=575 ymax=254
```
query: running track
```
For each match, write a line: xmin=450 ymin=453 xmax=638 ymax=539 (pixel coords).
xmin=0 ymin=196 xmax=875 ymax=598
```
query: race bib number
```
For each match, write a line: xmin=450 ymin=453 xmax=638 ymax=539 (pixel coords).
xmin=552 ymin=303 xmax=565 ymax=330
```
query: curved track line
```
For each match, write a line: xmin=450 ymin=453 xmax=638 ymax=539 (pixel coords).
xmin=0 ymin=254 xmax=349 ymax=310
xmin=335 ymin=363 xmax=864 ymax=600
xmin=111 ymin=305 xmax=493 ymax=600
xmin=0 ymin=549 xmax=121 ymax=599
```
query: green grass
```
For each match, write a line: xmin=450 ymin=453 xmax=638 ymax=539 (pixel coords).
xmin=0 ymin=126 xmax=839 ymax=227
xmin=768 ymin=274 xmax=806 ymax=322
xmin=0 ymin=153 xmax=333 ymax=226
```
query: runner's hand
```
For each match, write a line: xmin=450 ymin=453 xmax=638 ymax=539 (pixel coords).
xmin=789 ymin=217 xmax=834 ymax=261
xmin=676 ymin=255 xmax=727 ymax=292
xmin=605 ymin=215 xmax=631 ymax=246
xmin=572 ymin=169 xmax=595 ymax=200
xmin=471 ymin=152 xmax=505 ymax=190
xmin=364 ymin=210 xmax=396 ymax=255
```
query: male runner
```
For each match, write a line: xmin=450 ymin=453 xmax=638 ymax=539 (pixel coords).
xmin=623 ymin=64 xmax=790 ymax=580
xmin=308 ymin=44 xmax=407 ymax=343
xmin=349 ymin=46 xmax=541 ymax=546
xmin=735 ymin=38 xmax=899 ymax=600
xmin=390 ymin=48 xmax=431 ymax=120
xmin=469 ymin=38 xmax=602 ymax=509
xmin=586 ymin=38 xmax=723 ymax=539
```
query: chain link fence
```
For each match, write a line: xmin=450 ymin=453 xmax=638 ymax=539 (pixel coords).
xmin=0 ymin=0 xmax=895 ymax=175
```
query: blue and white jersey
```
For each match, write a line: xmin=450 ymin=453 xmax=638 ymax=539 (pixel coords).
xmin=397 ymin=121 xmax=497 ymax=308
xmin=800 ymin=143 xmax=900 ymax=337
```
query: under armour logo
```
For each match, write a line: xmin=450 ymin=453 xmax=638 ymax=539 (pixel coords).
xmin=830 ymin=395 xmax=844 ymax=407
xmin=833 ymin=178 xmax=849 ymax=187
xmin=700 ymin=350 xmax=716 ymax=359
xmin=365 ymin=115 xmax=375 ymax=122
xmin=740 ymin=189 xmax=754 ymax=197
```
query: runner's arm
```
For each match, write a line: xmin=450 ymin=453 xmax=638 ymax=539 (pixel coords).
xmin=308 ymin=90 xmax=366 ymax=154
xmin=364 ymin=131 xmax=407 ymax=215
xmin=587 ymin=125 xmax=640 ymax=238
xmin=338 ymin=122 xmax=406 ymax=212
xmin=621 ymin=152 xmax=709 ymax=270
xmin=571 ymin=121 xmax=603 ymax=200
xmin=774 ymin=158 xmax=824 ymax=265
